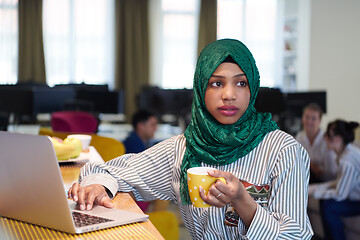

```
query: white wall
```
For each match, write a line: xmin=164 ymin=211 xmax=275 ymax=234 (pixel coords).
xmin=307 ymin=0 xmax=360 ymax=126
xmin=296 ymin=0 xmax=310 ymax=91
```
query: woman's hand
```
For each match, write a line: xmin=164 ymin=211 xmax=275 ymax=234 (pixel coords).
xmin=68 ymin=183 xmax=114 ymax=211
xmin=199 ymin=169 xmax=257 ymax=228
xmin=199 ymin=169 xmax=243 ymax=207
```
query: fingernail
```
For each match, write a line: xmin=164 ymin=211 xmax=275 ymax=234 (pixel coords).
xmin=86 ymin=204 xmax=91 ymax=210
xmin=80 ymin=204 xmax=85 ymax=210
xmin=73 ymin=195 xmax=78 ymax=201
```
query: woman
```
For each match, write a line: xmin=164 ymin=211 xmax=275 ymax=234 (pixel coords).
xmin=296 ymin=103 xmax=337 ymax=183
xmin=69 ymin=39 xmax=313 ymax=239
xmin=309 ymin=119 xmax=360 ymax=240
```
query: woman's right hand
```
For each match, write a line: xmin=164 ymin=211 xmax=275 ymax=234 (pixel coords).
xmin=68 ymin=183 xmax=114 ymax=211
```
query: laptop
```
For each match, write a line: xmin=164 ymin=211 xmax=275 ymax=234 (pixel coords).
xmin=0 ymin=131 xmax=148 ymax=234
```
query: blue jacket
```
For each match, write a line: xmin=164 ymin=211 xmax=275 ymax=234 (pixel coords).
xmin=123 ymin=131 xmax=146 ymax=154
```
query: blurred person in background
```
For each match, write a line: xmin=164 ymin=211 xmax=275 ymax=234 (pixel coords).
xmin=123 ymin=109 xmax=158 ymax=212
xmin=296 ymin=103 xmax=337 ymax=183
xmin=309 ymin=119 xmax=360 ymax=240
xmin=124 ymin=109 xmax=158 ymax=154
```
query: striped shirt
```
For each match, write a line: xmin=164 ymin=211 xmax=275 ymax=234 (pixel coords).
xmin=311 ymin=143 xmax=360 ymax=201
xmin=79 ymin=129 xmax=313 ymax=239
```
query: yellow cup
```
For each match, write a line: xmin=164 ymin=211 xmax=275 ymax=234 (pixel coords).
xmin=187 ymin=167 xmax=226 ymax=208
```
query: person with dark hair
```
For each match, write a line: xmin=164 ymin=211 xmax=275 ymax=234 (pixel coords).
xmin=309 ymin=119 xmax=360 ymax=240
xmin=68 ymin=39 xmax=313 ymax=239
xmin=123 ymin=109 xmax=158 ymax=212
xmin=123 ymin=109 xmax=158 ymax=154
xmin=296 ymin=103 xmax=337 ymax=182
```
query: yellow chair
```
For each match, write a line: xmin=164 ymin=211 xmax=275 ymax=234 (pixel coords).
xmin=39 ymin=127 xmax=125 ymax=162
xmin=148 ymin=211 xmax=179 ymax=240
xmin=90 ymin=134 xmax=125 ymax=162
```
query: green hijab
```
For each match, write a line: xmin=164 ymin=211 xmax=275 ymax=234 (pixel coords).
xmin=180 ymin=39 xmax=278 ymax=205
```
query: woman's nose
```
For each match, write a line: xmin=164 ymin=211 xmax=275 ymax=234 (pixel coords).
xmin=222 ymin=86 xmax=236 ymax=100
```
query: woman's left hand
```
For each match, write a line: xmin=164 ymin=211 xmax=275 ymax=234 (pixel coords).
xmin=199 ymin=169 xmax=245 ymax=208
xmin=199 ymin=169 xmax=257 ymax=228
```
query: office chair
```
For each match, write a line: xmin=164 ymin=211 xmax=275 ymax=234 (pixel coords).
xmin=51 ymin=111 xmax=98 ymax=134
xmin=148 ymin=211 xmax=179 ymax=240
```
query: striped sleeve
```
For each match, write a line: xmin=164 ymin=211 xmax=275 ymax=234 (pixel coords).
xmin=314 ymin=161 xmax=356 ymax=201
xmin=246 ymin=140 xmax=313 ymax=240
xmin=78 ymin=136 xmax=179 ymax=201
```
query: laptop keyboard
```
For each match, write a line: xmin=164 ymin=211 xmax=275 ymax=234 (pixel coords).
xmin=72 ymin=211 xmax=114 ymax=227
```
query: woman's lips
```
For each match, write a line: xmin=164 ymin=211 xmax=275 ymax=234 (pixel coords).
xmin=218 ymin=106 xmax=239 ymax=116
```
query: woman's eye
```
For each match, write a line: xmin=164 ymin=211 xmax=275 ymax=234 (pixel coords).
xmin=210 ymin=81 xmax=222 ymax=87
xmin=237 ymin=81 xmax=247 ymax=87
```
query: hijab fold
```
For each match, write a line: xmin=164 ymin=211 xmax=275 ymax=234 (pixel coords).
xmin=180 ymin=39 xmax=278 ymax=205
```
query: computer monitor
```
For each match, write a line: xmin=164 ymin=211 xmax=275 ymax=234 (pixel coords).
xmin=75 ymin=90 xmax=124 ymax=114
xmin=285 ymin=91 xmax=327 ymax=118
xmin=0 ymin=86 xmax=76 ymax=123
xmin=54 ymin=83 xmax=109 ymax=91
xmin=0 ymin=88 xmax=33 ymax=117
xmin=33 ymin=87 xmax=76 ymax=115
xmin=255 ymin=87 xmax=286 ymax=115
xmin=137 ymin=86 xmax=193 ymax=116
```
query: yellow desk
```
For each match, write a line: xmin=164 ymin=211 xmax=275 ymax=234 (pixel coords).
xmin=0 ymin=162 xmax=164 ymax=240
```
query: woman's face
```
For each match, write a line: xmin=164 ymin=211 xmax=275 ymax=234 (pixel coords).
xmin=302 ymin=108 xmax=321 ymax=136
xmin=138 ymin=116 xmax=158 ymax=141
xmin=204 ymin=62 xmax=250 ymax=125
xmin=324 ymin=130 xmax=343 ymax=154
